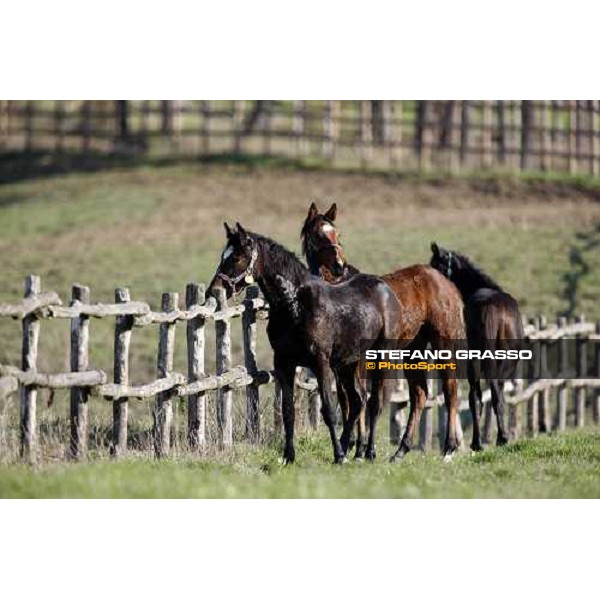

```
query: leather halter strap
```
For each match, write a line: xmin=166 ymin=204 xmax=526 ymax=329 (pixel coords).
xmin=446 ymin=251 xmax=453 ymax=279
xmin=216 ymin=245 xmax=258 ymax=290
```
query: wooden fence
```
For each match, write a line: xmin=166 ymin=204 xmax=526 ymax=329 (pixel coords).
xmin=1 ymin=100 xmax=599 ymax=176
xmin=1 ymin=275 xmax=599 ymax=463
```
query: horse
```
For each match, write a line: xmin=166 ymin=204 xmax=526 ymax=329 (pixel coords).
xmin=430 ymin=243 xmax=524 ymax=450
xmin=301 ymin=202 xmax=466 ymax=462
xmin=207 ymin=222 xmax=401 ymax=464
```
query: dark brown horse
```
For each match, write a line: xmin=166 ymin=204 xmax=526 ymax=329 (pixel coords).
xmin=430 ymin=243 xmax=524 ymax=450
xmin=207 ymin=223 xmax=401 ymax=464
xmin=302 ymin=203 xmax=466 ymax=461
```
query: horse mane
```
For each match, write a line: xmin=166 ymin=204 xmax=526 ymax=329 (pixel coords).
xmin=251 ymin=231 xmax=309 ymax=283
xmin=455 ymin=251 xmax=503 ymax=292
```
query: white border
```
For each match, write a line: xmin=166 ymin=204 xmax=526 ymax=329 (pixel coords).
xmin=1 ymin=501 xmax=598 ymax=600
xmin=2 ymin=1 xmax=600 ymax=98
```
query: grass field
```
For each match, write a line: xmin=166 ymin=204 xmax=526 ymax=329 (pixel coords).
xmin=0 ymin=430 xmax=598 ymax=498
xmin=1 ymin=160 xmax=600 ymax=495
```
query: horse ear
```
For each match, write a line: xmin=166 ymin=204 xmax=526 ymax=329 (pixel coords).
xmin=224 ymin=222 xmax=235 ymax=238
xmin=325 ymin=202 xmax=337 ymax=222
xmin=431 ymin=242 xmax=440 ymax=256
xmin=236 ymin=222 xmax=248 ymax=243
xmin=307 ymin=202 xmax=318 ymax=221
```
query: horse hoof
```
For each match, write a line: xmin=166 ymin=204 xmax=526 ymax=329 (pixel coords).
xmin=470 ymin=443 xmax=484 ymax=452
xmin=496 ymin=436 xmax=509 ymax=447
xmin=443 ymin=452 xmax=455 ymax=464
xmin=354 ymin=456 xmax=364 ymax=463
xmin=334 ymin=456 xmax=348 ymax=465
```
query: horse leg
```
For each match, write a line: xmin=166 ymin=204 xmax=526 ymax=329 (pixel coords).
xmin=442 ymin=374 xmax=460 ymax=462
xmin=354 ymin=374 xmax=368 ymax=460
xmin=276 ymin=360 xmax=297 ymax=464
xmin=316 ymin=359 xmax=345 ymax=464
xmin=339 ymin=370 xmax=364 ymax=458
xmin=335 ymin=373 xmax=355 ymax=450
xmin=468 ymin=379 xmax=484 ymax=451
xmin=490 ymin=379 xmax=509 ymax=446
xmin=364 ymin=371 xmax=385 ymax=461
xmin=390 ymin=369 xmax=427 ymax=462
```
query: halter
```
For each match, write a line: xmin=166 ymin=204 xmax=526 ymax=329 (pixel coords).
xmin=446 ymin=251 xmax=454 ymax=279
xmin=216 ymin=245 xmax=259 ymax=291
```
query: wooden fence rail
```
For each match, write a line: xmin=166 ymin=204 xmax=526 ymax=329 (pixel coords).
xmin=1 ymin=275 xmax=600 ymax=462
xmin=1 ymin=100 xmax=599 ymax=177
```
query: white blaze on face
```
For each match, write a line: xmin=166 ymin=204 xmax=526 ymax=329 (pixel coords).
xmin=322 ymin=223 xmax=335 ymax=234
xmin=221 ymin=245 xmax=234 ymax=262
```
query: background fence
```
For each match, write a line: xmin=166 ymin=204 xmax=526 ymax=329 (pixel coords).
xmin=1 ymin=275 xmax=600 ymax=463
xmin=1 ymin=100 xmax=600 ymax=176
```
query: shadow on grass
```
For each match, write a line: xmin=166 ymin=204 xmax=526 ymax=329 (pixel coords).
xmin=3 ymin=149 xmax=600 ymax=197
xmin=0 ymin=150 xmax=318 ymax=186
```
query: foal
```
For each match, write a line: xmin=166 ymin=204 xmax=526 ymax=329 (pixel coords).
xmin=302 ymin=203 xmax=466 ymax=461
xmin=207 ymin=222 xmax=400 ymax=464
xmin=430 ymin=243 xmax=524 ymax=449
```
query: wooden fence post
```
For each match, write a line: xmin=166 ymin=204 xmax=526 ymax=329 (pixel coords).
xmin=69 ymin=284 xmax=90 ymax=460
xmin=359 ymin=100 xmax=373 ymax=166
xmin=154 ymin=292 xmax=178 ymax=458
xmin=568 ymin=100 xmax=577 ymax=174
xmin=390 ymin=380 xmax=406 ymax=445
xmin=594 ymin=320 xmax=600 ymax=424
xmin=215 ymin=288 xmax=233 ymax=446
xmin=233 ymin=100 xmax=245 ymax=154
xmin=482 ymin=400 xmax=494 ymax=445
xmin=538 ymin=316 xmax=551 ymax=433
xmin=418 ymin=374 xmax=433 ymax=451
xmin=591 ymin=100 xmax=599 ymax=177
xmin=508 ymin=392 xmax=520 ymax=441
xmin=389 ymin=101 xmax=403 ymax=168
xmin=201 ymin=101 xmax=211 ymax=155
xmin=186 ymin=283 xmax=206 ymax=450
xmin=521 ymin=101 xmax=533 ymax=171
xmin=556 ymin=316 xmax=568 ymax=431
xmin=243 ymin=286 xmax=260 ymax=442
xmin=448 ymin=100 xmax=461 ymax=173
xmin=575 ymin=314 xmax=587 ymax=428
xmin=20 ymin=274 xmax=41 ymax=462
xmin=540 ymin=101 xmax=551 ymax=171
xmin=497 ymin=101 xmax=507 ymax=165
xmin=112 ymin=287 xmax=132 ymax=457
xmin=293 ymin=100 xmax=308 ymax=157
xmin=460 ymin=100 xmax=473 ymax=166
xmin=481 ymin=101 xmax=493 ymax=168
xmin=308 ymin=387 xmax=321 ymax=430
xmin=274 ymin=377 xmax=283 ymax=438
xmin=322 ymin=100 xmax=335 ymax=160
xmin=527 ymin=317 xmax=540 ymax=436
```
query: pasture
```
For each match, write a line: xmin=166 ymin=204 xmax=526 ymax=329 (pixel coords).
xmin=0 ymin=430 xmax=599 ymax=498
xmin=1 ymin=160 xmax=600 ymax=496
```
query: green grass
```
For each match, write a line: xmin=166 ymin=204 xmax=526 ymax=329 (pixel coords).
xmin=1 ymin=162 xmax=600 ymax=488
xmin=1 ymin=430 xmax=599 ymax=498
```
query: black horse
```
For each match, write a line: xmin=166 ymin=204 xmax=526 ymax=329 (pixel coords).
xmin=207 ymin=223 xmax=401 ymax=464
xmin=430 ymin=243 xmax=524 ymax=450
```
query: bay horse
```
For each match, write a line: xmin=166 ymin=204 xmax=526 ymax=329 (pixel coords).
xmin=301 ymin=203 xmax=466 ymax=461
xmin=430 ymin=243 xmax=524 ymax=450
xmin=207 ymin=222 xmax=401 ymax=464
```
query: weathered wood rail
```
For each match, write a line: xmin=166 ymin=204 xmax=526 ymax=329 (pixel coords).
xmin=1 ymin=275 xmax=599 ymax=462
xmin=2 ymin=100 xmax=599 ymax=177
xmin=0 ymin=275 xmax=273 ymax=462
xmin=389 ymin=314 xmax=600 ymax=449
